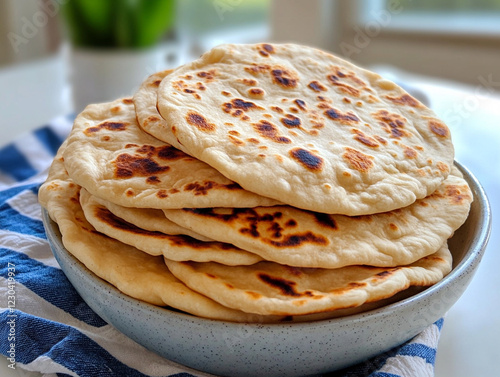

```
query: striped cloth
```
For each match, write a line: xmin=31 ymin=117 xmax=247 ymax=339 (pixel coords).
xmin=0 ymin=115 xmax=443 ymax=377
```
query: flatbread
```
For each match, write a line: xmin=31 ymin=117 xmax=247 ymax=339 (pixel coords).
xmin=163 ymin=167 xmax=472 ymax=268
xmin=86 ymin=190 xmax=212 ymax=241
xmin=80 ymin=188 xmax=263 ymax=266
xmin=156 ymin=43 xmax=454 ymax=215
xmin=164 ymin=243 xmax=452 ymax=316
xmin=62 ymin=98 xmax=279 ymax=209
xmin=134 ymin=69 xmax=184 ymax=151
xmin=38 ymin=143 xmax=274 ymax=321
xmin=39 ymin=148 xmax=391 ymax=322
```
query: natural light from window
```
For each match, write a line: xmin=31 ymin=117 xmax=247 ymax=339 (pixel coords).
xmin=362 ymin=0 xmax=500 ymax=35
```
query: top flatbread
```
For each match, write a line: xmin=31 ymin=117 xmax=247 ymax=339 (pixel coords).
xmin=157 ymin=43 xmax=454 ymax=215
xmin=62 ymin=98 xmax=279 ymax=209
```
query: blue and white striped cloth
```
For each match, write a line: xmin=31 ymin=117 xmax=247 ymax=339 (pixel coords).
xmin=0 ymin=115 xmax=443 ymax=377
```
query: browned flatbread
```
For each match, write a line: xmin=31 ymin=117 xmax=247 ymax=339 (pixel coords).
xmin=62 ymin=98 xmax=280 ymax=209
xmin=38 ymin=42 xmax=467 ymax=323
xmin=163 ymin=167 xmax=471 ymax=268
xmin=80 ymin=188 xmax=263 ymax=266
xmin=38 ymin=143 xmax=274 ymax=321
xmin=156 ymin=43 xmax=454 ymax=215
xmin=86 ymin=188 xmax=212 ymax=241
xmin=164 ymin=242 xmax=452 ymax=316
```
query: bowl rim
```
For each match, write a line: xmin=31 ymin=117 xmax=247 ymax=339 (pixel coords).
xmin=42 ymin=160 xmax=492 ymax=329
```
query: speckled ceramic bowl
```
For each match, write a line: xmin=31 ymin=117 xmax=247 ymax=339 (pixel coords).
xmin=43 ymin=161 xmax=491 ymax=377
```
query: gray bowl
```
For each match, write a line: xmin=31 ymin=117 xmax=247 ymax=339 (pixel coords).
xmin=42 ymin=161 xmax=491 ymax=377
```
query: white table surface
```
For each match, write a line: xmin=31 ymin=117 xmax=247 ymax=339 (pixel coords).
xmin=0 ymin=55 xmax=498 ymax=377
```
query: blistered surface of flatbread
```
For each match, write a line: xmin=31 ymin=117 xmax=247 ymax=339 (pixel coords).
xmin=165 ymin=243 xmax=452 ymax=316
xmin=157 ymin=43 xmax=454 ymax=215
xmin=62 ymin=98 xmax=279 ymax=209
xmin=87 ymin=191 xmax=212 ymax=241
xmin=38 ymin=145 xmax=276 ymax=322
xmin=38 ymin=149 xmax=364 ymax=322
xmin=80 ymin=188 xmax=263 ymax=266
xmin=164 ymin=167 xmax=472 ymax=268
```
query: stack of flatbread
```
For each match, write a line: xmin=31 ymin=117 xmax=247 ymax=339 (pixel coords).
xmin=39 ymin=43 xmax=472 ymax=323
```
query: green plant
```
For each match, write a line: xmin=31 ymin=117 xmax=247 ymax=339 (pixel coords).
xmin=61 ymin=0 xmax=175 ymax=48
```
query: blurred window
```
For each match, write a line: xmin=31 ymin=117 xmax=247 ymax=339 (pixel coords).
xmin=362 ymin=0 xmax=500 ymax=35
xmin=399 ymin=0 xmax=500 ymax=12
